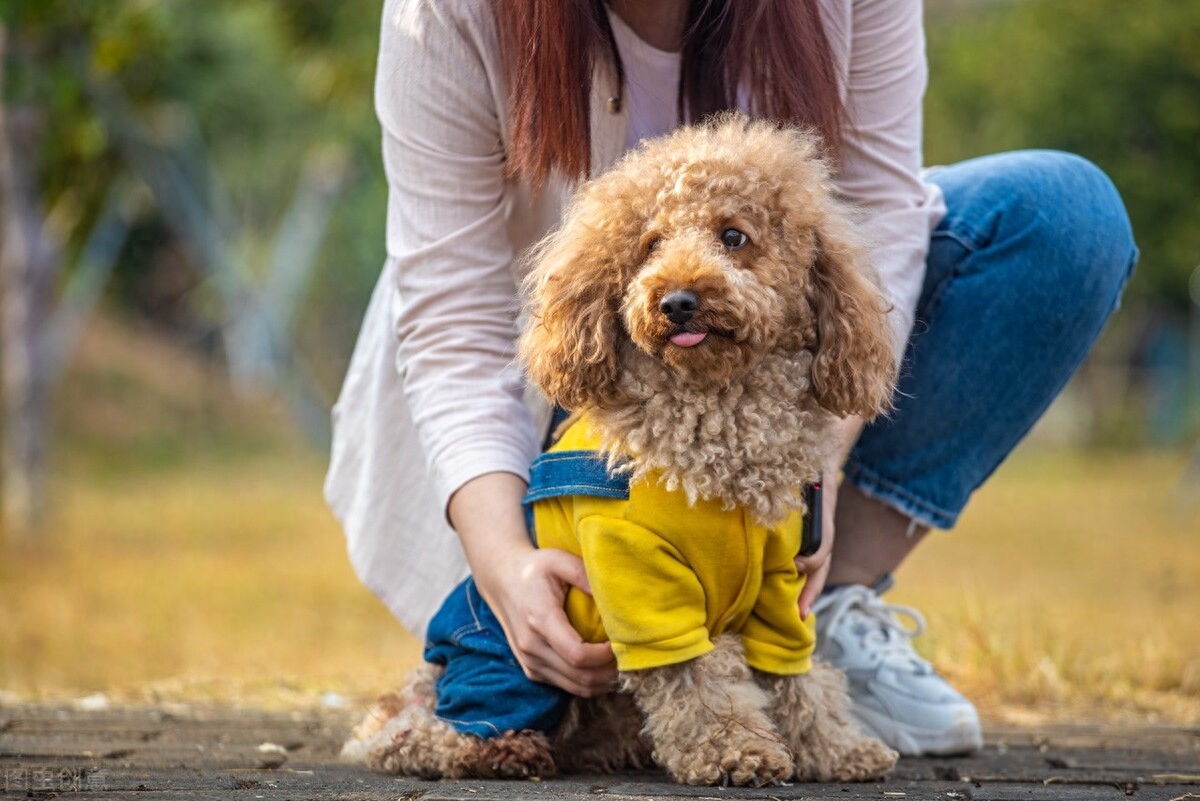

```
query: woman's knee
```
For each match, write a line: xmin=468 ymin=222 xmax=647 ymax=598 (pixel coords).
xmin=1023 ymin=151 xmax=1134 ymax=251
xmin=1027 ymin=151 xmax=1137 ymax=315
xmin=936 ymin=150 xmax=1138 ymax=311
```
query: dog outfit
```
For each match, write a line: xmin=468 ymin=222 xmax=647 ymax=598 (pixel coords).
xmin=529 ymin=416 xmax=815 ymax=675
xmin=425 ymin=415 xmax=815 ymax=737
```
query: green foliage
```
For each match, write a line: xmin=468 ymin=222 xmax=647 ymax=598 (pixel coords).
xmin=3 ymin=0 xmax=386 ymax=384
xmin=6 ymin=0 xmax=1197 ymax=392
xmin=926 ymin=0 xmax=1200 ymax=309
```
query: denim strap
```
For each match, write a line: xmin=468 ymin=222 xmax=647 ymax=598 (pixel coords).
xmin=522 ymin=450 xmax=631 ymax=537
xmin=523 ymin=451 xmax=631 ymax=505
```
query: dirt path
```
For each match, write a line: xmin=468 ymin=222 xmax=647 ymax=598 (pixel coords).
xmin=1 ymin=705 xmax=1197 ymax=800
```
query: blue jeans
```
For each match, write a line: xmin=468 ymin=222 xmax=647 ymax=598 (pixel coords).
xmin=844 ymin=151 xmax=1137 ymax=529
xmin=425 ymin=577 xmax=570 ymax=738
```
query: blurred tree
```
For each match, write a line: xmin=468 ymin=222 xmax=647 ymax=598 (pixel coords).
xmin=4 ymin=0 xmax=1196 ymax=508
xmin=1 ymin=22 xmax=52 ymax=538
xmin=0 ymin=0 xmax=384 ymax=532
xmin=1 ymin=0 xmax=383 ymax=328
xmin=925 ymin=0 xmax=1200 ymax=310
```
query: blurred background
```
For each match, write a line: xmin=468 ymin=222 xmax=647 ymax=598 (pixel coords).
xmin=0 ymin=0 xmax=1197 ymax=723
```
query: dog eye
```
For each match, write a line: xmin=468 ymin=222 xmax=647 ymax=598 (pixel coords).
xmin=720 ymin=228 xmax=749 ymax=250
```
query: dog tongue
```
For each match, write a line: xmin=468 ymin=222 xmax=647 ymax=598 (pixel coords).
xmin=670 ymin=331 xmax=707 ymax=348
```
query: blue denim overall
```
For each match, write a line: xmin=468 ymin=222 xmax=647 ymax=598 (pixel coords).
xmin=424 ymin=443 xmax=627 ymax=738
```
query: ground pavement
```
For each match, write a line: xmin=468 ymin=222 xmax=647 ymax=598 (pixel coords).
xmin=1 ymin=705 xmax=1197 ymax=800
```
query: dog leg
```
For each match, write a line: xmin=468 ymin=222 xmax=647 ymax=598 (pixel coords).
xmin=340 ymin=663 xmax=557 ymax=779
xmin=552 ymin=693 xmax=652 ymax=773
xmin=446 ymin=731 xmax=558 ymax=779
xmin=624 ymin=635 xmax=793 ymax=786
xmin=340 ymin=663 xmax=458 ymax=777
xmin=755 ymin=661 xmax=897 ymax=782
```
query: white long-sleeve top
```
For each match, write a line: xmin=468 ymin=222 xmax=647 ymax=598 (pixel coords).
xmin=325 ymin=0 xmax=945 ymax=637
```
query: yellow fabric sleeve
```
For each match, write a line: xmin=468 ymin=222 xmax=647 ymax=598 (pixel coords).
xmin=575 ymin=513 xmax=714 ymax=671
xmin=739 ymin=567 xmax=814 ymax=675
xmin=739 ymin=515 xmax=814 ymax=675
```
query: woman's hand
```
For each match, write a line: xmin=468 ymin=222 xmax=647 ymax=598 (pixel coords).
xmin=448 ymin=472 xmax=617 ymax=697
xmin=481 ymin=546 xmax=617 ymax=697
xmin=795 ymin=414 xmax=865 ymax=618
xmin=795 ymin=473 xmax=838 ymax=619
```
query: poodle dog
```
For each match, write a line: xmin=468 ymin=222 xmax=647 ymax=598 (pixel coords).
xmin=342 ymin=115 xmax=900 ymax=786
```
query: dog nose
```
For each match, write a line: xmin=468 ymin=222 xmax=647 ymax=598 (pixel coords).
xmin=660 ymin=290 xmax=699 ymax=325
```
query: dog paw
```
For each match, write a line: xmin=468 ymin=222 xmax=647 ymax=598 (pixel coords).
xmin=827 ymin=738 xmax=898 ymax=782
xmin=451 ymin=731 xmax=558 ymax=779
xmin=722 ymin=734 xmax=794 ymax=787
xmin=667 ymin=732 xmax=793 ymax=787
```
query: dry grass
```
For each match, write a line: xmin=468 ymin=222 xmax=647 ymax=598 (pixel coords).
xmin=3 ymin=444 xmax=1196 ymax=722
xmin=1 ymin=317 xmax=1197 ymax=722
xmin=893 ymin=448 xmax=1200 ymax=725
xmin=0 ymin=446 xmax=421 ymax=707
xmin=0 ymin=317 xmax=422 ymax=708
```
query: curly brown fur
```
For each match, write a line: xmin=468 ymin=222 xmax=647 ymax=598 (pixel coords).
xmin=621 ymin=635 xmax=793 ymax=786
xmin=518 ymin=114 xmax=896 ymax=525
xmin=552 ymin=692 xmax=653 ymax=773
xmin=593 ymin=351 xmax=831 ymax=524
xmin=340 ymin=663 xmax=454 ymax=777
xmin=449 ymin=732 xmax=558 ymax=779
xmin=340 ymin=663 xmax=557 ymax=779
xmin=348 ymin=116 xmax=899 ymax=785
xmin=756 ymin=662 xmax=898 ymax=782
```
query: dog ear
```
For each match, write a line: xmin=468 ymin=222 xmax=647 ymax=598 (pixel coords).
xmin=518 ymin=225 xmax=624 ymax=412
xmin=808 ymin=217 xmax=898 ymax=419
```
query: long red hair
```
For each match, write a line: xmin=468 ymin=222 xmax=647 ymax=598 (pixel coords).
xmin=493 ymin=0 xmax=844 ymax=188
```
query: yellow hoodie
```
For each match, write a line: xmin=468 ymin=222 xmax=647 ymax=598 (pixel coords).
xmin=529 ymin=417 xmax=815 ymax=675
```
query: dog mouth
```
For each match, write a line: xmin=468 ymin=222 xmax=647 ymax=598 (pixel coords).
xmin=669 ymin=330 xmax=707 ymax=348
xmin=666 ymin=326 xmax=736 ymax=349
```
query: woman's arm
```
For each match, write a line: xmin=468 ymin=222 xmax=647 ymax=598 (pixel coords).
xmin=797 ymin=0 xmax=943 ymax=604
xmin=376 ymin=0 xmax=614 ymax=691
xmin=377 ymin=0 xmax=535 ymax=504
xmin=796 ymin=413 xmax=864 ymax=616
xmin=449 ymin=473 xmax=616 ymax=696
xmin=835 ymin=0 xmax=945 ymax=352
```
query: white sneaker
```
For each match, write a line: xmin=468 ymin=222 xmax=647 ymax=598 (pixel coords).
xmin=812 ymin=579 xmax=983 ymax=757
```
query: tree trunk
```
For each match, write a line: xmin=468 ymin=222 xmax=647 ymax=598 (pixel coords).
xmin=0 ymin=25 xmax=48 ymax=539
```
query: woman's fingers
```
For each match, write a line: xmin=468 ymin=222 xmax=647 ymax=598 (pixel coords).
xmin=526 ymin=611 xmax=616 ymax=696
xmin=796 ymin=473 xmax=839 ymax=618
xmin=538 ymin=547 xmax=594 ymax=596
xmin=504 ymin=548 xmax=616 ymax=696
xmin=797 ymin=552 xmax=832 ymax=620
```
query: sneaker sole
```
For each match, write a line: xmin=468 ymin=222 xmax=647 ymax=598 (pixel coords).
xmin=851 ymin=703 xmax=983 ymax=757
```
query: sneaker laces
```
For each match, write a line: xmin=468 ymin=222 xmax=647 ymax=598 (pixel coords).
xmin=818 ymin=584 xmax=932 ymax=673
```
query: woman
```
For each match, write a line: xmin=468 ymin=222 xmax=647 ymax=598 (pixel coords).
xmin=325 ymin=0 xmax=1136 ymax=757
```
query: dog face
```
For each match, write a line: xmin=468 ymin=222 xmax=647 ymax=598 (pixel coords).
xmin=520 ymin=115 xmax=896 ymax=418
xmin=623 ymin=191 xmax=802 ymax=387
